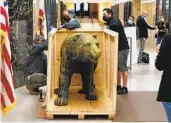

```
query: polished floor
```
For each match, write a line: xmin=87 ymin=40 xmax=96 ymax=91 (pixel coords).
xmin=127 ymin=51 xmax=161 ymax=91
xmin=1 ymin=50 xmax=167 ymax=122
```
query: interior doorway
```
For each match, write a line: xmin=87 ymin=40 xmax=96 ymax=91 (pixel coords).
xmin=89 ymin=3 xmax=98 ymax=19
xmin=74 ymin=2 xmax=90 ymax=18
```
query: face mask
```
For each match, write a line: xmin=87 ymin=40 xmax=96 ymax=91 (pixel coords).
xmin=64 ymin=16 xmax=70 ymax=22
xmin=103 ymin=16 xmax=111 ymax=25
xmin=103 ymin=16 xmax=108 ymax=22
xmin=128 ymin=20 xmax=133 ymax=25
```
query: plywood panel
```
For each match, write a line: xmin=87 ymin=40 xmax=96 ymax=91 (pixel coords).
xmin=47 ymin=86 xmax=113 ymax=114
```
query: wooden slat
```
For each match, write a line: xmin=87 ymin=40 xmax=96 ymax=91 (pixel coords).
xmin=108 ymin=114 xmax=115 ymax=120
xmin=54 ymin=32 xmax=58 ymax=91
xmin=111 ymin=36 xmax=118 ymax=113
xmin=57 ymin=28 xmax=103 ymax=32
xmin=47 ymin=32 xmax=54 ymax=101
xmin=78 ymin=114 xmax=84 ymax=120
xmin=103 ymin=28 xmax=118 ymax=37
xmin=107 ymin=34 xmax=111 ymax=99
xmin=47 ymin=114 xmax=53 ymax=120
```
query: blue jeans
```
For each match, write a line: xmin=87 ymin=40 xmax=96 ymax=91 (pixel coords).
xmin=162 ymin=102 xmax=171 ymax=122
xmin=156 ymin=37 xmax=162 ymax=46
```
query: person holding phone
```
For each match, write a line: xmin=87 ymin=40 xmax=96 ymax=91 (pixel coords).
xmin=156 ymin=15 xmax=169 ymax=45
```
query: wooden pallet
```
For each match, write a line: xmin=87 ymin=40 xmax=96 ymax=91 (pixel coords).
xmin=46 ymin=86 xmax=115 ymax=120
xmin=47 ymin=113 xmax=115 ymax=120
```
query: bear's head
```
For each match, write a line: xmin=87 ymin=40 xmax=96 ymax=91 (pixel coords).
xmin=65 ymin=34 xmax=102 ymax=63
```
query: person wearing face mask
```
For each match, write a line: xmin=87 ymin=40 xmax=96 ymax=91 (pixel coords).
xmin=156 ymin=15 xmax=169 ymax=45
xmin=124 ymin=16 xmax=135 ymax=27
xmin=103 ymin=9 xmax=129 ymax=95
xmin=59 ymin=10 xmax=81 ymax=30
xmin=136 ymin=11 xmax=156 ymax=63
xmin=124 ymin=16 xmax=140 ymax=40
xmin=103 ymin=9 xmax=111 ymax=26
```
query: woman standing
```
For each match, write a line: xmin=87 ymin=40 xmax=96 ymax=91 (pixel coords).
xmin=156 ymin=16 xmax=169 ymax=45
xmin=155 ymin=34 xmax=171 ymax=122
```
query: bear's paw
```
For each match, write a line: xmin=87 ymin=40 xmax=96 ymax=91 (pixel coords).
xmin=85 ymin=93 xmax=97 ymax=100
xmin=54 ymin=97 xmax=68 ymax=106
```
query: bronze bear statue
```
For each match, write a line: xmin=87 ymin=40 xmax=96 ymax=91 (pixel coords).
xmin=54 ymin=34 xmax=101 ymax=106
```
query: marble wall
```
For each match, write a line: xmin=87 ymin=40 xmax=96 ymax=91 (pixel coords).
xmin=9 ymin=0 xmax=33 ymax=88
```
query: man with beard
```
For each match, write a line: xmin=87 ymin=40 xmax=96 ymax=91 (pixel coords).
xmin=59 ymin=10 xmax=81 ymax=30
xmin=103 ymin=9 xmax=129 ymax=95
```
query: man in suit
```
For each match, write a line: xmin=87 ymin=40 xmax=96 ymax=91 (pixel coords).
xmin=136 ymin=11 xmax=156 ymax=63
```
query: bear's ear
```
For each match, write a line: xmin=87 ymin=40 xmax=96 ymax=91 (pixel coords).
xmin=71 ymin=34 xmax=81 ymax=42
xmin=92 ymin=35 xmax=97 ymax=39
xmin=73 ymin=34 xmax=82 ymax=42
xmin=76 ymin=34 xmax=81 ymax=39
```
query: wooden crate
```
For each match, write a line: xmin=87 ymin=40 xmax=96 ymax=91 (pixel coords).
xmin=46 ymin=27 xmax=118 ymax=120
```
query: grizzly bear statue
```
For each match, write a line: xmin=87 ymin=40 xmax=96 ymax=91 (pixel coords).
xmin=54 ymin=33 xmax=102 ymax=106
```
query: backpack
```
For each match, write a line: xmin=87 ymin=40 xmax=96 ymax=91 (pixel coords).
xmin=142 ymin=52 xmax=150 ymax=64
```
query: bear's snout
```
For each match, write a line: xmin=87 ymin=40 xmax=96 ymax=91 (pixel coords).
xmin=93 ymin=46 xmax=102 ymax=58
xmin=95 ymin=51 xmax=102 ymax=58
xmin=90 ymin=44 xmax=101 ymax=59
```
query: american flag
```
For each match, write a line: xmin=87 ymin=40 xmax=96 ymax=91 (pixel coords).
xmin=37 ymin=0 xmax=47 ymax=39
xmin=0 ymin=0 xmax=16 ymax=116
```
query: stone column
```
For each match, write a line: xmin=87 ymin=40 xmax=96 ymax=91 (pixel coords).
xmin=132 ymin=0 xmax=141 ymax=21
xmin=8 ymin=0 xmax=33 ymax=88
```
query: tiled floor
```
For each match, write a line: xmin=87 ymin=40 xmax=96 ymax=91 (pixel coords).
xmin=127 ymin=51 xmax=162 ymax=91
xmin=1 ymin=50 xmax=164 ymax=122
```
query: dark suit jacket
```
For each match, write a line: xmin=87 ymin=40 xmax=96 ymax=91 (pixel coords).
xmin=136 ymin=16 xmax=155 ymax=38
xmin=155 ymin=34 xmax=171 ymax=102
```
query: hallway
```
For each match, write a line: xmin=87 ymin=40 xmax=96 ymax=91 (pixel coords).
xmin=127 ymin=50 xmax=161 ymax=91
